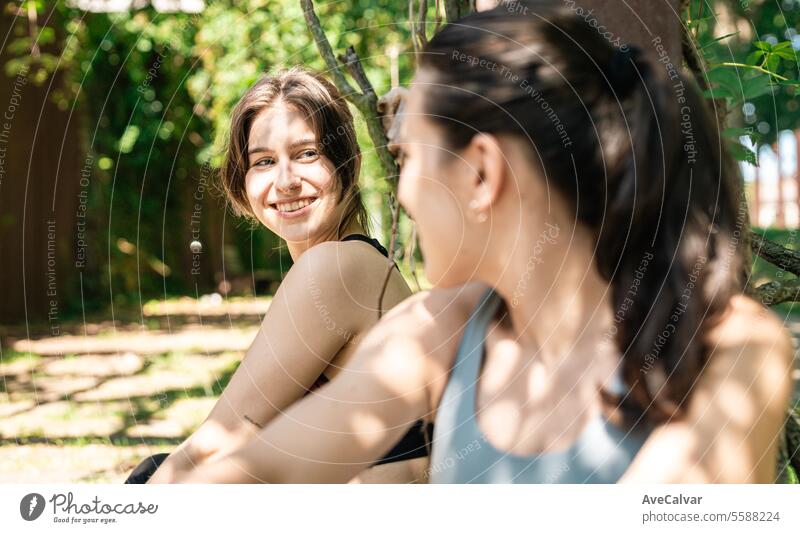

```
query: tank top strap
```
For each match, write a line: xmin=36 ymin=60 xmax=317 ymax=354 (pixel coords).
xmin=341 ymin=233 xmax=389 ymax=258
xmin=341 ymin=233 xmax=398 ymax=270
xmin=442 ymin=287 xmax=504 ymax=428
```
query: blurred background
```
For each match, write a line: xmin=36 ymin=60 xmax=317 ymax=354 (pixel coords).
xmin=0 ymin=0 xmax=799 ymax=482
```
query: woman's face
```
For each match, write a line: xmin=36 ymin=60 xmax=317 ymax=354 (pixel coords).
xmin=244 ymin=101 xmax=347 ymax=244
xmin=397 ymin=81 xmax=487 ymax=287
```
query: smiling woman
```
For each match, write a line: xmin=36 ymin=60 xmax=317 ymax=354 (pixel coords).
xmin=222 ymin=67 xmax=369 ymax=254
xmin=134 ymin=68 xmax=432 ymax=484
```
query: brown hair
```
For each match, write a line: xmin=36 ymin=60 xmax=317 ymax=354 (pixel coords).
xmin=420 ymin=2 xmax=746 ymax=425
xmin=220 ymin=67 xmax=370 ymax=236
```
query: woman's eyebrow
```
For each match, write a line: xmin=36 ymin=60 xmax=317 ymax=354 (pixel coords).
xmin=247 ymin=145 xmax=271 ymax=156
xmin=247 ymin=137 xmax=317 ymax=155
xmin=247 ymin=138 xmax=316 ymax=156
xmin=289 ymin=138 xmax=318 ymax=149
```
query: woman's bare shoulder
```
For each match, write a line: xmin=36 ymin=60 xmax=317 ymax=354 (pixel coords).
xmin=368 ymin=282 xmax=490 ymax=359
xmin=706 ymin=294 xmax=793 ymax=360
xmin=701 ymin=294 xmax=794 ymax=409
xmin=291 ymin=240 xmax=403 ymax=293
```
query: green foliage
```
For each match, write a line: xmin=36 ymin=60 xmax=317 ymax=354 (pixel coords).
xmin=4 ymin=0 xmax=411 ymax=305
xmin=688 ymin=0 xmax=800 ymax=164
xmin=6 ymin=0 xmax=799 ymax=303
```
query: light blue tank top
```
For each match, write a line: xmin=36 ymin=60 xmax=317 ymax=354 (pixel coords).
xmin=429 ymin=288 xmax=650 ymax=483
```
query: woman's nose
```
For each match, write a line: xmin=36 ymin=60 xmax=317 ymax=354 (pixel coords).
xmin=275 ymin=164 xmax=301 ymax=193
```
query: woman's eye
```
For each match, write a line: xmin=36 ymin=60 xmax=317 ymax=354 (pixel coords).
xmin=253 ymin=158 xmax=275 ymax=167
xmin=299 ymin=149 xmax=318 ymax=160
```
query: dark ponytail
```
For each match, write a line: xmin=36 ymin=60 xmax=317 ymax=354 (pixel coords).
xmin=420 ymin=1 xmax=746 ymax=425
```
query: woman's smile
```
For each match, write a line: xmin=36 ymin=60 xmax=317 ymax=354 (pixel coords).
xmin=270 ymin=196 xmax=320 ymax=218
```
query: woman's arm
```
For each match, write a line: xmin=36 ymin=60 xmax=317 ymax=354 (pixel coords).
xmin=149 ymin=242 xmax=387 ymax=483
xmin=175 ymin=285 xmax=484 ymax=483
xmin=622 ymin=297 xmax=795 ymax=483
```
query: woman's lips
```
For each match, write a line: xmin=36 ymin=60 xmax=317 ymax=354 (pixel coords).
xmin=270 ymin=197 xmax=319 ymax=219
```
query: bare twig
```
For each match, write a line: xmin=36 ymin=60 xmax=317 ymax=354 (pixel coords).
xmin=444 ymin=0 xmax=473 ymax=22
xmin=417 ymin=0 xmax=428 ymax=44
xmin=377 ymin=193 xmax=402 ymax=318
xmin=409 ymin=0 xmax=428 ymax=59
xmin=410 ymin=1 xmax=419 ymax=58
xmin=405 ymin=223 xmax=422 ymax=292
xmin=27 ymin=0 xmax=40 ymax=58
xmin=338 ymin=46 xmax=376 ymax=98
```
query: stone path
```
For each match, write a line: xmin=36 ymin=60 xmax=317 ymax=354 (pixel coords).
xmin=0 ymin=298 xmax=267 ymax=483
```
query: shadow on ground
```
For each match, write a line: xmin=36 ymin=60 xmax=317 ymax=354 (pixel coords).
xmin=0 ymin=297 xmax=267 ymax=482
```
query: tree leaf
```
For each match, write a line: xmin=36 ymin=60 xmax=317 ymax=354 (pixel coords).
xmin=746 ymin=50 xmax=765 ymax=65
xmin=742 ymin=75 xmax=774 ymax=100
xmin=766 ymin=54 xmax=781 ymax=73
xmin=723 ymin=127 xmax=756 ymax=140
xmin=772 ymin=49 xmax=798 ymax=62
xmin=727 ymin=139 xmax=758 ymax=165
xmin=707 ymin=66 xmax=741 ymax=87
xmin=700 ymin=32 xmax=739 ymax=50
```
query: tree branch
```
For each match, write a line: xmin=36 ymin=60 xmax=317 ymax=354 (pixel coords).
xmin=410 ymin=0 xmax=428 ymax=58
xmin=338 ymin=46 xmax=376 ymax=98
xmin=444 ymin=0 xmax=473 ymax=22
xmin=751 ymin=232 xmax=800 ymax=277
xmin=434 ymin=0 xmax=443 ymax=32
xmin=300 ymin=0 xmax=397 ymax=180
xmin=752 ymin=278 xmax=800 ymax=307
xmin=377 ymin=193 xmax=402 ymax=319
xmin=300 ymin=0 xmax=361 ymax=104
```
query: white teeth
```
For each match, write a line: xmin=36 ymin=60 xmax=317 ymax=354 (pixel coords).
xmin=275 ymin=198 xmax=314 ymax=213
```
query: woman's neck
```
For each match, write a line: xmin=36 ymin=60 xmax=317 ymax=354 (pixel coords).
xmin=286 ymin=220 xmax=366 ymax=261
xmin=488 ymin=218 xmax=617 ymax=371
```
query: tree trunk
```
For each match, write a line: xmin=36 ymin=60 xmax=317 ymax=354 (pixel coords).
xmin=574 ymin=0 xmax=683 ymax=60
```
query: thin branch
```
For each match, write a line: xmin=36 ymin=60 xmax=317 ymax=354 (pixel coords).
xmin=750 ymin=232 xmax=800 ymax=277
xmin=405 ymin=223 xmax=421 ymax=292
xmin=417 ymin=0 xmax=428 ymax=44
xmin=377 ymin=193 xmax=402 ymax=319
xmin=720 ymin=62 xmax=789 ymax=82
xmin=27 ymin=0 xmax=40 ymax=58
xmin=410 ymin=0 xmax=418 ymax=58
xmin=752 ymin=278 xmax=800 ymax=306
xmin=300 ymin=0 xmax=363 ymax=105
xmin=412 ymin=0 xmax=428 ymax=55
xmin=409 ymin=0 xmax=429 ymax=60
xmin=338 ymin=46 xmax=376 ymax=98
xmin=695 ymin=0 xmax=705 ymax=41
xmin=444 ymin=0 xmax=473 ymax=22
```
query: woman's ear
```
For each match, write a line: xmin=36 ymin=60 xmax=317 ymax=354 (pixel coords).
xmin=466 ymin=133 xmax=506 ymax=220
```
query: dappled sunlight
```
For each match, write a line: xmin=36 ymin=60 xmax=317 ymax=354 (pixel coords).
xmin=11 ymin=325 xmax=258 ymax=356
xmin=0 ymin=301 xmax=257 ymax=482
